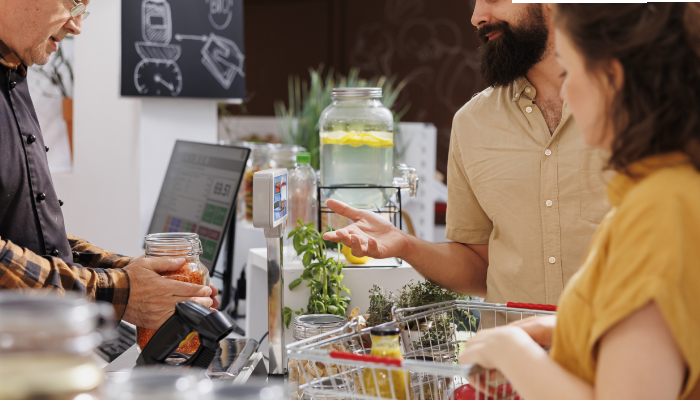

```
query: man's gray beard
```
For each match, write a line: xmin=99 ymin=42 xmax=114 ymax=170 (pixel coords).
xmin=26 ymin=41 xmax=52 ymax=66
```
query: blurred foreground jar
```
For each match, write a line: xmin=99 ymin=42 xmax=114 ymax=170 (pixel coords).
xmin=362 ymin=324 xmax=409 ymax=400
xmin=0 ymin=292 xmax=114 ymax=400
xmin=103 ymin=368 xmax=213 ymax=400
xmin=136 ymin=233 xmax=210 ymax=354
xmin=319 ymin=88 xmax=394 ymax=210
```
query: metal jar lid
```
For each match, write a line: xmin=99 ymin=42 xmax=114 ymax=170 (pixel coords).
xmin=293 ymin=314 xmax=347 ymax=340
xmin=331 ymin=87 xmax=382 ymax=99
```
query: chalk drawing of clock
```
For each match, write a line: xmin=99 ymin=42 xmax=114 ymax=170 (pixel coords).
xmin=135 ymin=59 xmax=183 ymax=96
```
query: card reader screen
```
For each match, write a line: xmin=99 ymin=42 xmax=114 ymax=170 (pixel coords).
xmin=273 ymin=174 xmax=287 ymax=223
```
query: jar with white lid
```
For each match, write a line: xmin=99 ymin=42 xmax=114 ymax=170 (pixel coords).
xmin=0 ymin=292 xmax=114 ymax=400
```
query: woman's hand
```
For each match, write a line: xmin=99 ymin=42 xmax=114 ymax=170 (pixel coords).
xmin=459 ymin=325 xmax=532 ymax=370
xmin=508 ymin=315 xmax=557 ymax=349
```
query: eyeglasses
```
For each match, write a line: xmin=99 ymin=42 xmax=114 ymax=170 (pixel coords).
xmin=69 ymin=0 xmax=90 ymax=20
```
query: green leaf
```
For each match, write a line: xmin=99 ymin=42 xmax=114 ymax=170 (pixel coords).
xmin=341 ymin=296 xmax=351 ymax=303
xmin=283 ymin=307 xmax=293 ymax=329
xmin=327 ymin=305 xmax=339 ymax=314
xmin=293 ymin=234 xmax=302 ymax=253
xmin=302 ymin=252 xmax=313 ymax=267
xmin=337 ymin=306 xmax=346 ymax=316
xmin=289 ymin=278 xmax=303 ymax=290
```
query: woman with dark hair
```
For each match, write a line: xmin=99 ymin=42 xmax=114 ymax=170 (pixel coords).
xmin=459 ymin=3 xmax=700 ymax=399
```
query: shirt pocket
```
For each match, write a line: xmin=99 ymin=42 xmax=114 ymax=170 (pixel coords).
xmin=579 ymin=151 xmax=612 ymax=224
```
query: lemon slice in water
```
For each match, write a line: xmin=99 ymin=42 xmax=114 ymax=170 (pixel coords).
xmin=321 ymin=131 xmax=393 ymax=148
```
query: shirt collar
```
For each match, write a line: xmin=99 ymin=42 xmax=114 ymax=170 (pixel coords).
xmin=606 ymin=152 xmax=692 ymax=207
xmin=0 ymin=40 xmax=27 ymax=77
xmin=513 ymin=77 xmax=536 ymax=101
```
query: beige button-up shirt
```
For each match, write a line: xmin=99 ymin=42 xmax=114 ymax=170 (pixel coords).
xmin=446 ymin=77 xmax=611 ymax=305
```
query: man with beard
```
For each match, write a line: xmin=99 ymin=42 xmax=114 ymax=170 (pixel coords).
xmin=323 ymin=2 xmax=610 ymax=306
xmin=0 ymin=0 xmax=217 ymax=330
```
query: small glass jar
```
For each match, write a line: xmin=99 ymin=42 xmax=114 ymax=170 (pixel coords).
xmin=319 ymin=88 xmax=394 ymax=210
xmin=136 ymin=233 xmax=210 ymax=354
xmin=0 ymin=292 xmax=113 ymax=400
xmin=292 ymin=314 xmax=347 ymax=341
xmin=266 ymin=143 xmax=307 ymax=170
xmin=239 ymin=143 xmax=271 ymax=222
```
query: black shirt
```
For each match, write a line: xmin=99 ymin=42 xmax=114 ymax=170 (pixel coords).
xmin=0 ymin=63 xmax=72 ymax=264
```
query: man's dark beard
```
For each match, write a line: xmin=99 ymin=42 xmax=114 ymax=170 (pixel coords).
xmin=478 ymin=6 xmax=549 ymax=87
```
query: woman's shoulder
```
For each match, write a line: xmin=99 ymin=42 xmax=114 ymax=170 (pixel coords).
xmin=621 ymin=163 xmax=700 ymax=212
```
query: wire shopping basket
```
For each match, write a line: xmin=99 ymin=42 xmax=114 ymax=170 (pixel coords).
xmin=287 ymin=300 xmax=556 ymax=400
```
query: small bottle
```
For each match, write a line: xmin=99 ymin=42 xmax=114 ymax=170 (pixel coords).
xmin=362 ymin=324 xmax=409 ymax=400
xmin=289 ymin=152 xmax=318 ymax=229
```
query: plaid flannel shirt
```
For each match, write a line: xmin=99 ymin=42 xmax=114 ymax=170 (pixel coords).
xmin=0 ymin=42 xmax=132 ymax=319
xmin=0 ymin=236 xmax=132 ymax=318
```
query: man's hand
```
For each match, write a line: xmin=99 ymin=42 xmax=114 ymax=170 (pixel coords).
xmin=508 ymin=315 xmax=557 ymax=349
xmin=322 ymin=199 xmax=412 ymax=259
xmin=122 ymin=257 xmax=214 ymax=330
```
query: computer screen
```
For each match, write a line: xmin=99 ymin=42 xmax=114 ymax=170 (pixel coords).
xmin=147 ymin=140 xmax=250 ymax=270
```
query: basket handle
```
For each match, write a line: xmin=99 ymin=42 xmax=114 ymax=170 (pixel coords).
xmin=330 ymin=351 xmax=403 ymax=367
xmin=506 ymin=302 xmax=557 ymax=312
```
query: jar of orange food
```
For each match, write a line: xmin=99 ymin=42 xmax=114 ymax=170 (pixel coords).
xmin=136 ymin=233 xmax=211 ymax=354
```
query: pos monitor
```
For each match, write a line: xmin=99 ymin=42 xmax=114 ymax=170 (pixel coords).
xmin=147 ymin=140 xmax=250 ymax=271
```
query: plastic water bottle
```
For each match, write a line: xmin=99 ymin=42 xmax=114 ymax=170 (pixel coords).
xmin=289 ymin=152 xmax=317 ymax=229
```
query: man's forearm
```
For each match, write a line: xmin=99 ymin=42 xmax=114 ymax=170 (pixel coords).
xmin=402 ymin=236 xmax=488 ymax=297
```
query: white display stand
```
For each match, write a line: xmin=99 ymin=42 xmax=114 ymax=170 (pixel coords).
xmin=245 ymin=247 xmax=423 ymax=356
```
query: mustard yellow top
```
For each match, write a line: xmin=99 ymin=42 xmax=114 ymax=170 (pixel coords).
xmin=550 ymin=152 xmax=700 ymax=399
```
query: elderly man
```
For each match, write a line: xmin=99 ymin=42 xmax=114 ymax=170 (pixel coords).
xmin=0 ymin=0 xmax=216 ymax=329
xmin=325 ymin=1 xmax=610 ymax=306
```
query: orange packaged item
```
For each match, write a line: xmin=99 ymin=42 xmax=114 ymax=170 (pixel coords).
xmin=136 ymin=233 xmax=210 ymax=354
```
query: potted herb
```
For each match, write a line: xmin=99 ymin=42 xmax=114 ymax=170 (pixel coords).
xmin=283 ymin=220 xmax=351 ymax=329
xmin=395 ymin=280 xmax=475 ymax=361
xmin=367 ymin=284 xmax=398 ymax=327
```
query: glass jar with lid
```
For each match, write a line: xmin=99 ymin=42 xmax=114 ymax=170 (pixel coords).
xmin=234 ymin=142 xmax=271 ymax=222
xmin=292 ymin=314 xmax=347 ymax=341
xmin=319 ymin=88 xmax=394 ymax=210
xmin=0 ymin=292 xmax=114 ymax=400
xmin=266 ymin=143 xmax=307 ymax=170
xmin=136 ymin=233 xmax=210 ymax=354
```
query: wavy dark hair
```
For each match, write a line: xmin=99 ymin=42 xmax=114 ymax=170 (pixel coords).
xmin=555 ymin=3 xmax=700 ymax=173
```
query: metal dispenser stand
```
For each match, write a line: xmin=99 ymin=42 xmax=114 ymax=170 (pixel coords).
xmin=251 ymin=168 xmax=288 ymax=377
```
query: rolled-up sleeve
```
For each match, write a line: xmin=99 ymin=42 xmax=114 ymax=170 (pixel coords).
xmin=0 ymin=238 xmax=131 ymax=319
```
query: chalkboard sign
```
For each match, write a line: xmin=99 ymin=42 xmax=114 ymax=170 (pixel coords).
xmin=121 ymin=0 xmax=245 ymax=100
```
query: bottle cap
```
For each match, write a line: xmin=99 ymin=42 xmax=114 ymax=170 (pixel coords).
xmin=296 ymin=152 xmax=311 ymax=164
xmin=370 ymin=323 xmax=400 ymax=336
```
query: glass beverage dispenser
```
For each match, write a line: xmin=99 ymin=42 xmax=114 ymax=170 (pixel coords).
xmin=319 ymin=87 xmax=394 ymax=209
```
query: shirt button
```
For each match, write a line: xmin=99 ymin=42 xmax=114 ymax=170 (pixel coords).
xmin=546 ymin=200 xmax=553 ymax=207
xmin=27 ymin=135 xmax=37 ymax=144
xmin=525 ymin=106 xmax=533 ymax=114
xmin=514 ymin=93 xmax=520 ymax=100
xmin=37 ymin=193 xmax=46 ymax=201
xmin=72 ymin=251 xmax=80 ymax=259
xmin=525 ymin=87 xmax=532 ymax=94
xmin=545 ymin=149 xmax=552 ymax=156
xmin=51 ymin=249 xmax=59 ymax=257
xmin=9 ymin=81 xmax=16 ymax=89
xmin=59 ymin=199 xmax=64 ymax=207
xmin=45 ymin=146 xmax=50 ymax=152
xmin=549 ymin=256 xmax=556 ymax=264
